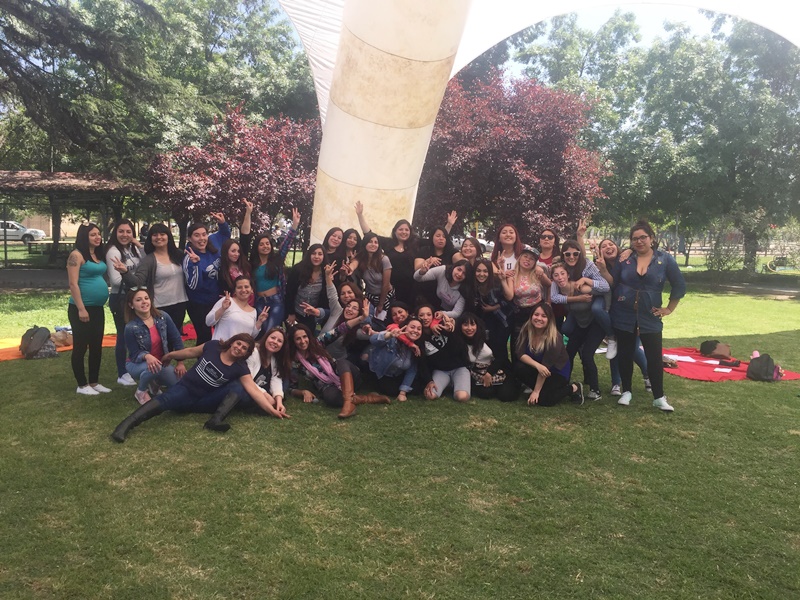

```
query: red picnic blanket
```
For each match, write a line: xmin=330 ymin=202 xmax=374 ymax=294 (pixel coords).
xmin=662 ymin=347 xmax=800 ymax=382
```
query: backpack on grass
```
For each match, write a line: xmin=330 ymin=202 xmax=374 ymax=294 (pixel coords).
xmin=19 ymin=326 xmax=57 ymax=359
xmin=746 ymin=354 xmax=783 ymax=381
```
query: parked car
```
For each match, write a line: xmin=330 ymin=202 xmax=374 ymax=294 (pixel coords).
xmin=0 ymin=221 xmax=47 ymax=243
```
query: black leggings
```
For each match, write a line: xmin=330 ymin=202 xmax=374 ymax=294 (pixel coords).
xmin=109 ymin=293 xmax=127 ymax=377
xmin=187 ymin=301 xmax=214 ymax=345
xmin=68 ymin=304 xmax=105 ymax=387
xmin=314 ymin=359 xmax=362 ymax=408
xmin=512 ymin=362 xmax=573 ymax=406
xmin=615 ymin=328 xmax=664 ymax=399
xmin=159 ymin=302 xmax=187 ymax=335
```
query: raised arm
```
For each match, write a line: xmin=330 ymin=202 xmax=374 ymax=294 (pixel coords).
xmin=354 ymin=201 xmax=371 ymax=234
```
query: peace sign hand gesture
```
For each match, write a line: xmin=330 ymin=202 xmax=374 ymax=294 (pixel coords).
xmin=221 ymin=292 xmax=232 ymax=310
xmin=111 ymin=256 xmax=128 ymax=274
xmin=185 ymin=246 xmax=200 ymax=263
xmin=291 ymin=207 xmax=301 ymax=230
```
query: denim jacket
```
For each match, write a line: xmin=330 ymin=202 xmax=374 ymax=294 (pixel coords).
xmin=367 ymin=333 xmax=417 ymax=392
xmin=124 ymin=313 xmax=184 ymax=363
xmin=610 ymin=250 xmax=686 ymax=334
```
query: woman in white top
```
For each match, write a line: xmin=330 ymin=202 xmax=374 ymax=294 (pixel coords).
xmin=105 ymin=219 xmax=142 ymax=386
xmin=206 ymin=276 xmax=268 ymax=340
xmin=413 ymin=259 xmax=472 ymax=319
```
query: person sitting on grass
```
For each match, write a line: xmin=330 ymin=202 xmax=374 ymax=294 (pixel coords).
xmin=111 ymin=333 xmax=288 ymax=443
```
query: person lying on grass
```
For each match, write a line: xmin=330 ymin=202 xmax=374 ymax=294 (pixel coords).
xmin=111 ymin=333 xmax=288 ymax=443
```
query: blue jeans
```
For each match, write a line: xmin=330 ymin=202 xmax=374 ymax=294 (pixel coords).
xmin=257 ymin=293 xmax=285 ymax=333
xmin=127 ymin=361 xmax=179 ymax=392
xmin=155 ymin=382 xmax=238 ymax=413
xmin=610 ymin=338 xmax=648 ymax=385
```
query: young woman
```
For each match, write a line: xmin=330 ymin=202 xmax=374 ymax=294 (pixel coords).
xmin=183 ymin=213 xmax=231 ymax=345
xmin=218 ymin=200 xmax=253 ymax=296
xmin=67 ymin=223 xmax=109 ymax=395
xmin=124 ymin=288 xmax=185 ymax=405
xmin=364 ymin=318 xmax=423 ymax=402
xmin=611 ymin=221 xmax=686 ymax=412
xmin=347 ymin=232 xmax=394 ymax=320
xmin=321 ymin=227 xmax=346 ymax=266
xmin=595 ymin=238 xmax=650 ymax=396
xmin=286 ymin=244 xmax=329 ymax=331
xmin=414 ymin=226 xmax=456 ymax=305
xmin=535 ymin=227 xmax=560 ymax=293
xmin=416 ymin=308 xmax=471 ymax=403
xmin=459 ymin=313 xmax=517 ymax=402
xmin=473 ymin=257 xmax=512 ymax=367
xmin=118 ymin=222 xmax=188 ymax=332
xmin=105 ymin=219 xmax=142 ymax=386
xmin=501 ymin=246 xmax=544 ymax=358
xmin=452 ymin=237 xmax=482 ymax=266
xmin=288 ymin=324 xmax=385 ymax=419
xmin=250 ymin=207 xmax=301 ymax=331
xmin=413 ymin=259 xmax=472 ymax=319
xmin=317 ymin=297 xmax=372 ymax=362
xmin=204 ymin=327 xmax=291 ymax=432
xmin=513 ymin=302 xmax=585 ymax=407
xmin=111 ymin=333 xmax=287 ymax=443
xmin=355 ymin=201 xmax=419 ymax=307
xmin=490 ymin=223 xmax=523 ymax=273
xmin=339 ymin=228 xmax=362 ymax=281
xmin=205 ymin=276 xmax=268 ymax=340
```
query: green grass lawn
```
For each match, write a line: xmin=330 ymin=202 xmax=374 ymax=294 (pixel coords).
xmin=1 ymin=290 xmax=799 ymax=598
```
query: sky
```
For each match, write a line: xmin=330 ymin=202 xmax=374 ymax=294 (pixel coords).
xmin=576 ymin=3 xmax=720 ymax=43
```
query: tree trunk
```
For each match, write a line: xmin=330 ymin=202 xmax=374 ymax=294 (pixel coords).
xmin=742 ymin=227 xmax=759 ymax=274
xmin=48 ymin=194 xmax=62 ymax=265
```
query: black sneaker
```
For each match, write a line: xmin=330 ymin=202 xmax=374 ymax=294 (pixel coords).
xmin=570 ymin=382 xmax=584 ymax=406
xmin=586 ymin=389 xmax=602 ymax=401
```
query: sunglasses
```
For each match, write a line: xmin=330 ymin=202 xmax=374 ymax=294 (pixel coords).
xmin=540 ymin=234 xmax=555 ymax=240
xmin=562 ymin=251 xmax=581 ymax=258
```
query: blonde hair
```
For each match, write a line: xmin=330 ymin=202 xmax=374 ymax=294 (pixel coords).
xmin=516 ymin=302 xmax=559 ymax=355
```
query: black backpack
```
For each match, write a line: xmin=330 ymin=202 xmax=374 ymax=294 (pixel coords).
xmin=746 ymin=354 xmax=780 ymax=381
xmin=19 ymin=326 xmax=53 ymax=359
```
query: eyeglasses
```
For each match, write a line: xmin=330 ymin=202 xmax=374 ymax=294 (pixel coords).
xmin=540 ymin=234 xmax=555 ymax=240
xmin=632 ymin=235 xmax=650 ymax=243
xmin=562 ymin=251 xmax=581 ymax=258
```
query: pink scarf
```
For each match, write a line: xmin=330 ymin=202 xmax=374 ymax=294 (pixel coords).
xmin=296 ymin=354 xmax=341 ymax=389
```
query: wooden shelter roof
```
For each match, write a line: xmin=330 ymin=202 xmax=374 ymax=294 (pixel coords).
xmin=0 ymin=171 xmax=145 ymax=195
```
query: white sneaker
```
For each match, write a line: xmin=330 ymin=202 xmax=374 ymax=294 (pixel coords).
xmin=606 ymin=337 xmax=617 ymax=360
xmin=610 ymin=384 xmax=622 ymax=396
xmin=618 ymin=391 xmax=632 ymax=406
xmin=653 ymin=396 xmax=674 ymax=412
xmin=117 ymin=373 xmax=136 ymax=386
xmin=91 ymin=384 xmax=112 ymax=393
xmin=77 ymin=385 xmax=99 ymax=396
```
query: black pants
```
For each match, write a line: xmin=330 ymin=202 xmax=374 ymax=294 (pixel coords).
xmin=472 ymin=374 xmax=520 ymax=402
xmin=313 ymin=359 xmax=362 ymax=408
xmin=510 ymin=306 xmax=534 ymax=361
xmin=565 ymin=321 xmax=605 ymax=392
xmin=187 ymin=301 xmax=214 ymax=345
xmin=108 ymin=293 xmax=127 ymax=377
xmin=615 ymin=327 xmax=664 ymax=399
xmin=159 ymin=302 xmax=187 ymax=335
xmin=68 ymin=304 xmax=105 ymax=387
xmin=512 ymin=362 xmax=572 ymax=406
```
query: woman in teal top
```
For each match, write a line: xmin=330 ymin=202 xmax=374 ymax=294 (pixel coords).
xmin=67 ymin=223 xmax=110 ymax=396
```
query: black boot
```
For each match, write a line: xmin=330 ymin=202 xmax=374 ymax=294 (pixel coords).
xmin=110 ymin=400 xmax=164 ymax=443
xmin=203 ymin=391 xmax=240 ymax=433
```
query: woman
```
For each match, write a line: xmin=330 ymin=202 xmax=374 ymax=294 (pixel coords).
xmin=453 ymin=236 xmax=482 ymax=266
xmin=414 ymin=227 xmax=456 ymax=305
xmin=117 ymin=222 xmax=188 ymax=332
xmin=513 ymin=302 xmax=585 ymax=407
xmin=124 ymin=288 xmax=185 ymax=404
xmin=595 ymin=238 xmax=650 ymax=396
xmin=67 ymin=223 xmax=110 ymax=396
xmin=611 ymin=221 xmax=686 ymax=412
xmin=535 ymin=227 xmax=560 ymax=292
xmin=218 ymin=200 xmax=253 ymax=296
xmin=321 ymin=227 xmax=346 ymax=266
xmin=490 ymin=223 xmax=523 ymax=273
xmin=183 ymin=213 xmax=231 ymax=345
xmin=416 ymin=308 xmax=471 ymax=403
xmin=318 ymin=298 xmax=372 ymax=362
xmin=250 ymin=207 xmax=301 ymax=331
xmin=501 ymin=245 xmax=544 ymax=358
xmin=347 ymin=232 xmax=394 ymax=320
xmin=355 ymin=201 xmax=419 ymax=307
xmin=286 ymin=244 xmax=329 ymax=331
xmin=473 ymin=257 xmax=512 ymax=367
xmin=204 ymin=327 xmax=291 ymax=432
xmin=105 ymin=219 xmax=142 ymax=386
xmin=111 ymin=333 xmax=287 ymax=443
xmin=414 ymin=259 xmax=472 ymax=319
xmin=206 ymin=276 xmax=268 ymax=340
xmin=365 ymin=318 xmax=422 ymax=402
xmin=459 ymin=313 xmax=517 ymax=402
xmin=288 ymin=324 xmax=384 ymax=419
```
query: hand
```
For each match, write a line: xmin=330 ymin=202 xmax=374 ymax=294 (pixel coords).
xmin=619 ymin=249 xmax=633 ymax=261
xmin=424 ymin=381 xmax=438 ymax=400
xmin=340 ymin=262 xmax=353 ymax=276
xmin=286 ymin=314 xmax=297 ymax=326
xmin=242 ymin=198 xmax=253 ymax=212
xmin=174 ymin=361 xmax=186 ymax=378
xmin=324 ymin=262 xmax=337 ymax=282
xmin=112 ymin=256 xmax=128 ymax=273
xmin=354 ymin=200 xmax=364 ymax=216
xmin=577 ymin=218 xmax=587 ymax=238
xmin=161 ymin=352 xmax=173 ymax=367
xmin=411 ymin=344 xmax=421 ymax=357
xmin=446 ymin=210 xmax=458 ymax=228
xmin=527 ymin=390 xmax=540 ymax=405
xmin=291 ymin=207 xmax=301 ymax=230
xmin=300 ymin=302 xmax=319 ymax=318
xmin=221 ymin=292 xmax=232 ymax=311
xmin=78 ymin=308 xmax=89 ymax=322
xmin=145 ymin=353 xmax=162 ymax=374
xmin=211 ymin=212 xmax=225 ymax=224
xmin=482 ymin=372 xmax=493 ymax=388
xmin=388 ymin=325 xmax=406 ymax=338
xmin=428 ymin=257 xmax=442 ymax=268
xmin=534 ymin=363 xmax=551 ymax=378
xmin=362 ymin=298 xmax=371 ymax=317
xmin=534 ymin=265 xmax=545 ymax=278
xmin=185 ymin=246 xmax=200 ymax=263
xmin=257 ymin=307 xmax=269 ymax=324
xmin=361 ymin=324 xmax=373 ymax=336
xmin=652 ymin=307 xmax=672 ymax=318
xmin=595 ymin=254 xmax=607 ymax=271
xmin=577 ymin=293 xmax=592 ymax=303
xmin=430 ymin=320 xmax=443 ymax=335
xmin=301 ymin=390 xmax=316 ymax=403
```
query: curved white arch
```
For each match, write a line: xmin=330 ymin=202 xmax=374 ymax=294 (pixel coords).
xmin=278 ymin=0 xmax=799 ymax=240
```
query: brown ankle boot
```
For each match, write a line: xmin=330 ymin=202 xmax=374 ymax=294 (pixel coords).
xmin=359 ymin=392 xmax=391 ymax=404
xmin=338 ymin=371 xmax=358 ymax=419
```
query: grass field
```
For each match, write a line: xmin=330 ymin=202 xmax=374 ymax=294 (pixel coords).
xmin=0 ymin=289 xmax=798 ymax=598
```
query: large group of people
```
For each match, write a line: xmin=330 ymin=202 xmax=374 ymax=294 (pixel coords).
xmin=64 ymin=200 xmax=686 ymax=443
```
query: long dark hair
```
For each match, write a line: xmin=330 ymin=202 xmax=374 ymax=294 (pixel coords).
xmin=295 ymin=243 xmax=325 ymax=285
xmin=490 ymin=223 xmax=523 ymax=264
xmin=187 ymin=222 xmax=218 ymax=254
xmin=473 ymin=257 xmax=496 ymax=295
xmin=536 ymin=227 xmax=561 ymax=257
xmin=257 ymin=327 xmax=291 ymax=379
xmin=458 ymin=312 xmax=487 ymax=355
xmin=288 ymin=323 xmax=332 ymax=362
xmin=144 ymin=223 xmax=182 ymax=265
xmin=219 ymin=239 xmax=251 ymax=292
xmin=426 ymin=226 xmax=454 ymax=258
xmin=446 ymin=259 xmax=474 ymax=301
xmin=105 ymin=219 xmax=140 ymax=259
xmin=322 ymin=227 xmax=346 ymax=263
xmin=560 ymin=240 xmax=587 ymax=281
xmin=74 ymin=223 xmax=105 ymax=262
xmin=218 ymin=333 xmax=256 ymax=359
xmin=335 ymin=298 xmax=368 ymax=347
xmin=249 ymin=232 xmax=287 ymax=278
xmin=342 ymin=228 xmax=362 ymax=253
xmin=355 ymin=232 xmax=386 ymax=273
